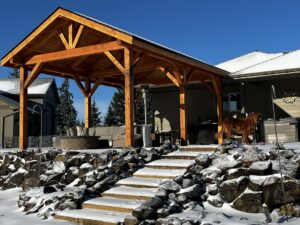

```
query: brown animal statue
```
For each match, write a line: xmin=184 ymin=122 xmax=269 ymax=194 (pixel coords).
xmin=217 ymin=112 xmax=262 ymax=144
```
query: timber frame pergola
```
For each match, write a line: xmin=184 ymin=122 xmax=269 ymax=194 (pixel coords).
xmin=1 ymin=8 xmax=228 ymax=150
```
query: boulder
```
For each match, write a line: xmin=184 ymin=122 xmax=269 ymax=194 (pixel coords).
xmin=132 ymin=205 xmax=157 ymax=220
xmin=232 ymin=189 xmax=263 ymax=213
xmin=200 ymin=167 xmax=221 ymax=184
xmin=195 ymin=154 xmax=210 ymax=167
xmin=225 ymin=168 xmax=249 ymax=180
xmin=271 ymin=159 xmax=300 ymax=178
xmin=22 ymin=170 xmax=40 ymax=191
xmin=178 ymin=184 xmax=203 ymax=201
xmin=262 ymin=176 xmax=300 ymax=208
xmin=207 ymin=184 xmax=218 ymax=195
xmin=124 ymin=215 xmax=140 ymax=225
xmin=249 ymin=161 xmax=272 ymax=175
xmin=207 ymin=195 xmax=224 ymax=208
xmin=211 ymin=154 xmax=241 ymax=173
xmin=240 ymin=147 xmax=260 ymax=167
xmin=160 ymin=181 xmax=181 ymax=193
xmin=219 ymin=176 xmax=249 ymax=203
xmin=142 ymin=196 xmax=163 ymax=209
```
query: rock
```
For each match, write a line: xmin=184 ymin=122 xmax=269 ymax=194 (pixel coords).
xmin=58 ymin=200 xmax=77 ymax=210
xmin=225 ymin=168 xmax=249 ymax=180
xmin=249 ymin=161 xmax=272 ymax=175
xmin=3 ymin=168 xmax=28 ymax=189
xmin=195 ymin=154 xmax=210 ymax=167
xmin=248 ymin=175 xmax=266 ymax=191
xmin=160 ymin=181 xmax=181 ymax=193
xmin=200 ymin=168 xmax=221 ymax=184
xmin=219 ymin=176 xmax=249 ymax=203
xmin=207 ymin=195 xmax=224 ymax=208
xmin=79 ymin=163 xmax=94 ymax=177
xmin=156 ymin=218 xmax=183 ymax=225
xmin=178 ymin=184 xmax=203 ymax=201
xmin=54 ymin=154 xmax=68 ymax=162
xmin=240 ymin=147 xmax=260 ymax=167
xmin=262 ymin=176 xmax=300 ymax=208
xmin=182 ymin=179 xmax=194 ymax=188
xmin=124 ymin=215 xmax=139 ymax=225
xmin=232 ymin=189 xmax=263 ymax=213
xmin=156 ymin=188 xmax=168 ymax=200
xmin=211 ymin=154 xmax=240 ymax=173
xmin=22 ymin=170 xmax=40 ymax=191
xmin=207 ymin=184 xmax=218 ymax=195
xmin=132 ymin=205 xmax=157 ymax=220
xmin=278 ymin=203 xmax=300 ymax=217
xmin=43 ymin=185 xmax=58 ymax=194
xmin=143 ymin=196 xmax=163 ymax=209
xmin=272 ymin=159 xmax=300 ymax=178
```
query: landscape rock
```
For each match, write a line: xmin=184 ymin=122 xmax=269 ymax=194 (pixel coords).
xmin=207 ymin=195 xmax=224 ymax=208
xmin=195 ymin=154 xmax=210 ymax=167
xmin=249 ymin=161 xmax=272 ymax=175
xmin=132 ymin=205 xmax=157 ymax=220
xmin=225 ymin=168 xmax=249 ymax=180
xmin=232 ymin=189 xmax=263 ymax=213
xmin=219 ymin=176 xmax=249 ymax=202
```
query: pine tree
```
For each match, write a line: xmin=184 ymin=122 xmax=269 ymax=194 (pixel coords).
xmin=56 ymin=79 xmax=77 ymax=134
xmin=104 ymin=88 xmax=152 ymax=126
xmin=9 ymin=68 xmax=20 ymax=78
xmin=104 ymin=88 xmax=125 ymax=126
xmin=91 ymin=99 xmax=102 ymax=127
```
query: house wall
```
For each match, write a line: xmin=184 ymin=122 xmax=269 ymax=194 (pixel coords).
xmin=151 ymin=84 xmax=216 ymax=132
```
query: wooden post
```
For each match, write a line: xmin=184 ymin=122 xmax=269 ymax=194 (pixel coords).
xmin=85 ymin=80 xmax=91 ymax=128
xmin=124 ymin=48 xmax=134 ymax=147
xmin=215 ymin=78 xmax=223 ymax=144
xmin=19 ymin=66 xmax=28 ymax=150
xmin=179 ymin=86 xmax=187 ymax=145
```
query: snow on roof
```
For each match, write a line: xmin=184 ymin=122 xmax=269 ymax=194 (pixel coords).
xmin=233 ymin=49 xmax=300 ymax=75
xmin=0 ymin=78 xmax=53 ymax=95
xmin=216 ymin=51 xmax=283 ymax=73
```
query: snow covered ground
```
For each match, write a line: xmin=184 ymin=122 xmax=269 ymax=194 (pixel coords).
xmin=0 ymin=188 xmax=75 ymax=225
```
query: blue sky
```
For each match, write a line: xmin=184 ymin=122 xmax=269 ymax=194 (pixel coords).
xmin=1 ymin=0 xmax=300 ymax=120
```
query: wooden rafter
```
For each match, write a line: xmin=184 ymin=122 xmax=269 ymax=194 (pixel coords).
xmin=88 ymin=78 xmax=102 ymax=97
xmin=104 ymin=51 xmax=126 ymax=74
xmin=26 ymin=41 xmax=123 ymax=65
xmin=201 ymin=81 xmax=216 ymax=95
xmin=159 ymin=67 xmax=180 ymax=87
xmin=24 ymin=63 xmax=43 ymax=88
xmin=59 ymin=24 xmax=84 ymax=49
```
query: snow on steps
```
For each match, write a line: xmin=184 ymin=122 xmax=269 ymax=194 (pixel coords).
xmin=164 ymin=150 xmax=202 ymax=160
xmin=133 ymin=167 xmax=186 ymax=179
xmin=179 ymin=144 xmax=218 ymax=152
xmin=116 ymin=176 xmax=165 ymax=188
xmin=83 ymin=196 xmax=144 ymax=213
xmin=55 ymin=208 xmax=130 ymax=225
xmin=102 ymin=185 xmax=158 ymax=200
xmin=146 ymin=159 xmax=194 ymax=169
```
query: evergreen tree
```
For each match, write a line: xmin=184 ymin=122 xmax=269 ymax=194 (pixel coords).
xmin=104 ymin=88 xmax=152 ymax=126
xmin=104 ymin=88 xmax=125 ymax=126
xmin=76 ymin=119 xmax=84 ymax=126
xmin=9 ymin=68 xmax=20 ymax=78
xmin=56 ymin=79 xmax=77 ymax=134
xmin=91 ymin=99 xmax=102 ymax=127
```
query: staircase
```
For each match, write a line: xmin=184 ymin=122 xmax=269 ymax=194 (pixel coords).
xmin=55 ymin=145 xmax=217 ymax=225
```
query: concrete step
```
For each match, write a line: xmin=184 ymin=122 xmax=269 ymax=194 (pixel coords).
xmin=180 ymin=145 xmax=218 ymax=152
xmin=164 ymin=151 xmax=201 ymax=160
xmin=55 ymin=208 xmax=130 ymax=225
xmin=83 ymin=196 xmax=144 ymax=213
xmin=146 ymin=159 xmax=194 ymax=169
xmin=116 ymin=176 xmax=165 ymax=188
xmin=134 ymin=167 xmax=186 ymax=179
xmin=102 ymin=185 xmax=157 ymax=200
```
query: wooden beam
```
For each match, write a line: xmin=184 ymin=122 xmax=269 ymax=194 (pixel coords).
xmin=19 ymin=66 xmax=28 ymax=150
xmin=201 ymin=81 xmax=216 ymax=95
xmin=159 ymin=67 xmax=180 ymax=87
xmin=215 ymin=77 xmax=223 ymax=144
xmin=24 ymin=63 xmax=43 ymax=88
xmin=74 ymin=79 xmax=88 ymax=97
xmin=104 ymin=51 xmax=126 ymax=74
xmin=124 ymin=48 xmax=134 ymax=147
xmin=26 ymin=41 xmax=124 ymax=65
xmin=72 ymin=25 xmax=84 ymax=48
xmin=179 ymin=86 xmax=187 ymax=145
xmin=88 ymin=79 xmax=102 ymax=97
xmin=85 ymin=80 xmax=91 ymax=128
xmin=59 ymin=32 xmax=70 ymax=49
xmin=211 ymin=75 xmax=221 ymax=96
xmin=68 ymin=24 xmax=73 ymax=48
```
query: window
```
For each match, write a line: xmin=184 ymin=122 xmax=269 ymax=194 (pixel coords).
xmin=222 ymin=93 xmax=241 ymax=112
